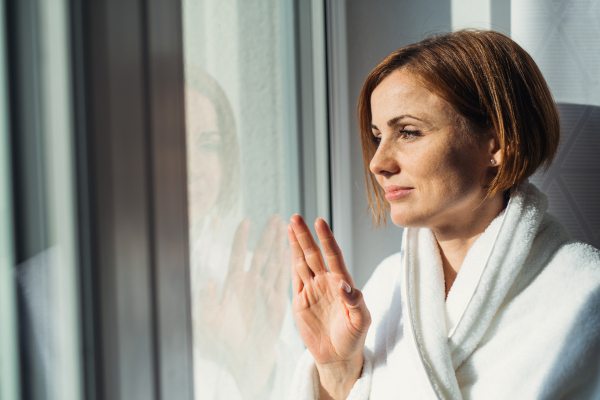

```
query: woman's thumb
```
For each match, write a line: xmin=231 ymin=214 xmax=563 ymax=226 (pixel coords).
xmin=339 ymin=279 xmax=370 ymax=329
xmin=339 ymin=279 xmax=364 ymax=308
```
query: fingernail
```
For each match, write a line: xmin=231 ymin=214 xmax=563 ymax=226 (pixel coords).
xmin=340 ymin=279 xmax=351 ymax=294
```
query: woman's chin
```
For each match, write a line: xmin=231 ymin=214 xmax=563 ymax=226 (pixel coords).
xmin=390 ymin=214 xmax=413 ymax=228
xmin=389 ymin=209 xmax=427 ymax=228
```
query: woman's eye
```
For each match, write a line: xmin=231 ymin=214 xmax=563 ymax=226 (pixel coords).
xmin=399 ymin=129 xmax=421 ymax=139
xmin=199 ymin=140 xmax=222 ymax=152
xmin=371 ymin=135 xmax=381 ymax=145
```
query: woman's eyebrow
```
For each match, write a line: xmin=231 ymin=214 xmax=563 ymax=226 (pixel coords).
xmin=371 ymin=114 xmax=422 ymax=131
xmin=200 ymin=131 xmax=220 ymax=138
xmin=386 ymin=114 xmax=421 ymax=127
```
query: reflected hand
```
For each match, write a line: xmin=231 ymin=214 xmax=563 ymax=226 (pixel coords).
xmin=288 ymin=215 xmax=371 ymax=399
xmin=195 ymin=215 xmax=291 ymax=398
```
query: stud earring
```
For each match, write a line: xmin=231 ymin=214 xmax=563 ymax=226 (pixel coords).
xmin=490 ymin=159 xmax=496 ymax=165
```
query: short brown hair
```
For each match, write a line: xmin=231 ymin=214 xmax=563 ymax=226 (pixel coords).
xmin=358 ymin=29 xmax=560 ymax=226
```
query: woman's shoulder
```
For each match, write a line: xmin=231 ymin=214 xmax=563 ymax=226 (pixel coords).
xmin=531 ymin=211 xmax=600 ymax=276
xmin=551 ymin=239 xmax=600 ymax=284
xmin=539 ymin=211 xmax=600 ymax=277
xmin=525 ymin=214 xmax=600 ymax=316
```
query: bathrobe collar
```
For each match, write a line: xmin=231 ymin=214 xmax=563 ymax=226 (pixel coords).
xmin=401 ymin=181 xmax=548 ymax=399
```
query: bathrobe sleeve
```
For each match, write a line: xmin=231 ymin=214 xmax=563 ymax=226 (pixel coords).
xmin=288 ymin=347 xmax=374 ymax=400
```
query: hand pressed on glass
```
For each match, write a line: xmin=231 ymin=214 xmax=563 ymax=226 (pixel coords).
xmin=288 ymin=215 xmax=371 ymax=400
xmin=195 ymin=215 xmax=291 ymax=398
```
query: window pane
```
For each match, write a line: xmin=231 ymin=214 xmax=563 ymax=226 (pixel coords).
xmin=0 ymin=0 xmax=19 ymax=397
xmin=182 ymin=0 xmax=306 ymax=398
xmin=9 ymin=0 xmax=83 ymax=398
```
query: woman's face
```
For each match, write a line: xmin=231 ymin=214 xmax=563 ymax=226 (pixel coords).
xmin=369 ymin=68 xmax=494 ymax=230
xmin=186 ymin=89 xmax=223 ymax=227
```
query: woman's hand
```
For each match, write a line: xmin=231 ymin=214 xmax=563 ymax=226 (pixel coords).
xmin=288 ymin=215 xmax=371 ymax=400
xmin=195 ymin=215 xmax=290 ymax=399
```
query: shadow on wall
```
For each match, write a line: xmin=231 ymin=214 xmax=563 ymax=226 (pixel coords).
xmin=530 ymin=103 xmax=600 ymax=248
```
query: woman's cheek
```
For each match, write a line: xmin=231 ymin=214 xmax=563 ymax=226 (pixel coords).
xmin=189 ymin=154 xmax=223 ymax=223
xmin=204 ymin=154 xmax=223 ymax=191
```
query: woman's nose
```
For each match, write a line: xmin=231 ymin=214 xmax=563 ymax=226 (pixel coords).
xmin=369 ymin=140 xmax=400 ymax=177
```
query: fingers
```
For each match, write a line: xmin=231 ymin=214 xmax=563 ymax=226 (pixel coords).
xmin=227 ymin=219 xmax=250 ymax=278
xmin=289 ymin=215 xmax=327 ymax=275
xmin=315 ymin=218 xmax=354 ymax=287
xmin=288 ymin=224 xmax=314 ymax=287
xmin=249 ymin=215 xmax=280 ymax=275
xmin=338 ymin=280 xmax=360 ymax=307
xmin=338 ymin=282 xmax=371 ymax=332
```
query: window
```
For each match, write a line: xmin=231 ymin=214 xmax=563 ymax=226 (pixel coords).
xmin=182 ymin=0 xmax=329 ymax=397
xmin=4 ymin=1 xmax=83 ymax=399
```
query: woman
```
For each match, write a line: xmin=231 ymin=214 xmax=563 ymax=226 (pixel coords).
xmin=288 ymin=30 xmax=600 ymax=399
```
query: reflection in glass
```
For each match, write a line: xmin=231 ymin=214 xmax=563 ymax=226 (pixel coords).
xmin=185 ymin=66 xmax=303 ymax=399
xmin=9 ymin=0 xmax=83 ymax=399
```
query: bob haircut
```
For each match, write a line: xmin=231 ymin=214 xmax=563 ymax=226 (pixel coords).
xmin=358 ymin=29 xmax=560 ymax=226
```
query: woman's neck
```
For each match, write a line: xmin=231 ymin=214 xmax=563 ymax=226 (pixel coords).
xmin=433 ymin=191 xmax=507 ymax=298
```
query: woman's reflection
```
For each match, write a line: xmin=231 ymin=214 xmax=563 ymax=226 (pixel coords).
xmin=185 ymin=65 xmax=303 ymax=400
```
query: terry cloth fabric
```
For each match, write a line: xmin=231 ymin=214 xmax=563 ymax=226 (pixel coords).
xmin=289 ymin=181 xmax=600 ymax=399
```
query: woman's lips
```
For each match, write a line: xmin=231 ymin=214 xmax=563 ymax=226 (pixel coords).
xmin=384 ymin=186 xmax=414 ymax=200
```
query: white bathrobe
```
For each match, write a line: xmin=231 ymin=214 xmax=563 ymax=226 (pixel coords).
xmin=290 ymin=181 xmax=600 ymax=399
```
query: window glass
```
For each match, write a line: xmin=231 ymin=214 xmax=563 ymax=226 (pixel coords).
xmin=0 ymin=0 xmax=19 ymax=397
xmin=182 ymin=1 xmax=306 ymax=398
xmin=9 ymin=0 xmax=83 ymax=399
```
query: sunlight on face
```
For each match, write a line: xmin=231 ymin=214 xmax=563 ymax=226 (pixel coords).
xmin=369 ymin=68 xmax=491 ymax=230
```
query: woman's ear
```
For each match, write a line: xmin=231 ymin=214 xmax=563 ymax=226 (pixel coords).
xmin=487 ymin=130 xmax=503 ymax=166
